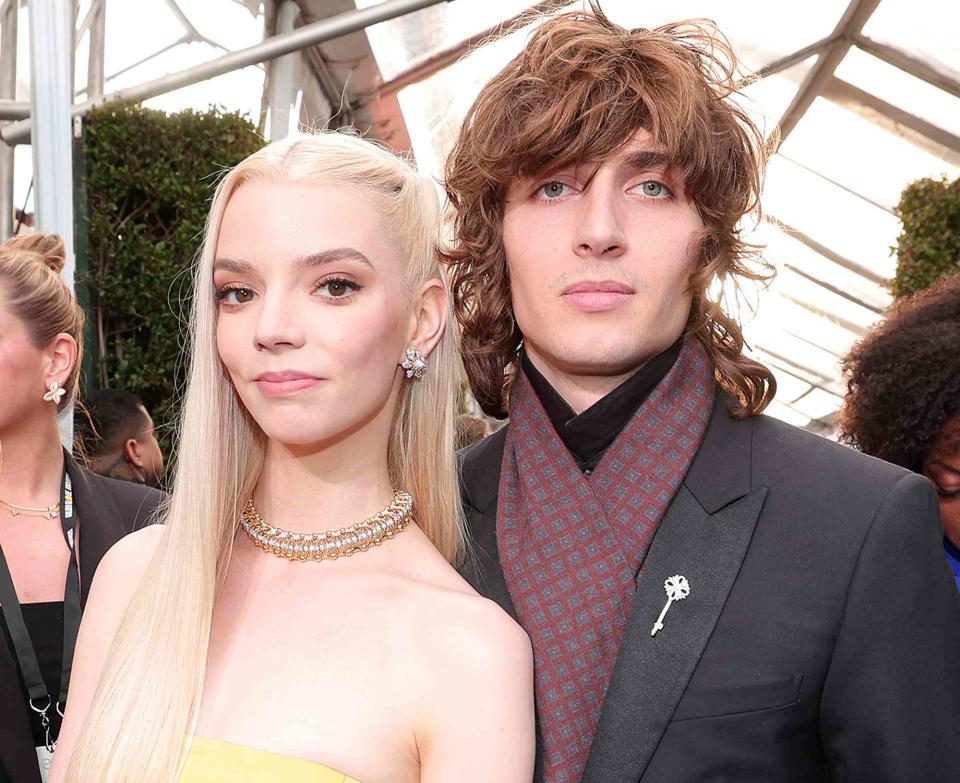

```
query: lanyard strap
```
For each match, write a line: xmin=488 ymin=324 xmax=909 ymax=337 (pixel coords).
xmin=0 ymin=461 xmax=80 ymax=743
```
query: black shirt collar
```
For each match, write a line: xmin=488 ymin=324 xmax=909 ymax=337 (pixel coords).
xmin=521 ymin=339 xmax=682 ymax=473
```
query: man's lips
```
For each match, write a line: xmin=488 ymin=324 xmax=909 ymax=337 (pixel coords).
xmin=561 ymin=280 xmax=636 ymax=311
xmin=253 ymin=371 xmax=322 ymax=396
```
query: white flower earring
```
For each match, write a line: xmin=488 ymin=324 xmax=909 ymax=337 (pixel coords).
xmin=42 ymin=380 xmax=66 ymax=405
xmin=401 ymin=348 xmax=428 ymax=380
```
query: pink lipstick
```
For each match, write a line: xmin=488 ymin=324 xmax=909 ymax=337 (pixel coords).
xmin=254 ymin=371 xmax=322 ymax=397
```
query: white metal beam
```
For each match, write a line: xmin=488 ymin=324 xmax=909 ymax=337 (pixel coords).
xmin=2 ymin=0 xmax=452 ymax=145
xmin=854 ymin=34 xmax=960 ymax=100
xmin=775 ymin=0 xmax=882 ymax=145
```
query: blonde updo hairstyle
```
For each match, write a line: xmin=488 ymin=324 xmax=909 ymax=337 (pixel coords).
xmin=0 ymin=233 xmax=84 ymax=405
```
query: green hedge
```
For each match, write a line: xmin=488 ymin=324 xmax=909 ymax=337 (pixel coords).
xmin=892 ymin=175 xmax=960 ymax=298
xmin=80 ymin=103 xmax=263 ymax=450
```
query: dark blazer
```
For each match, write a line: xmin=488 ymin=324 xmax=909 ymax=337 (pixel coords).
xmin=459 ymin=395 xmax=960 ymax=782
xmin=0 ymin=453 xmax=163 ymax=783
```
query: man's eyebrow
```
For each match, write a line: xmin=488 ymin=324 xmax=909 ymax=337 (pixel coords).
xmin=622 ymin=150 xmax=671 ymax=171
xmin=212 ymin=248 xmax=373 ymax=274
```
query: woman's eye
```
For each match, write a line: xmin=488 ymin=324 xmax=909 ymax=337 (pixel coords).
xmin=536 ymin=181 xmax=569 ymax=200
xmin=318 ymin=278 xmax=360 ymax=299
xmin=638 ymin=180 xmax=670 ymax=199
xmin=215 ymin=286 xmax=255 ymax=305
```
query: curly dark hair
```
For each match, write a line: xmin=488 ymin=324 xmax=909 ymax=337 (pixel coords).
xmin=839 ymin=273 xmax=960 ymax=472
xmin=439 ymin=5 xmax=776 ymax=418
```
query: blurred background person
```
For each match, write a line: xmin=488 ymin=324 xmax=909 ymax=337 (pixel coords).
xmin=77 ymin=389 xmax=164 ymax=488
xmin=0 ymin=233 xmax=163 ymax=783
xmin=840 ymin=273 xmax=960 ymax=589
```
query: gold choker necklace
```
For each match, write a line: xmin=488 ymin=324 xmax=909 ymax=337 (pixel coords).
xmin=239 ymin=490 xmax=413 ymax=561
xmin=0 ymin=498 xmax=60 ymax=519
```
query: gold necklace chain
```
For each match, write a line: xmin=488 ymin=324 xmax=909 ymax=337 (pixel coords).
xmin=239 ymin=490 xmax=414 ymax=562
xmin=0 ymin=498 xmax=60 ymax=519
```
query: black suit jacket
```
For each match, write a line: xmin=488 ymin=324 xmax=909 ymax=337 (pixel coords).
xmin=459 ymin=395 xmax=960 ymax=782
xmin=0 ymin=454 xmax=164 ymax=783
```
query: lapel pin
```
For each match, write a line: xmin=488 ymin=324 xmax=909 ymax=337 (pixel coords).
xmin=650 ymin=575 xmax=690 ymax=637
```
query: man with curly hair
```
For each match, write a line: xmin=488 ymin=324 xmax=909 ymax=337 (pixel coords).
xmin=841 ymin=274 xmax=960 ymax=589
xmin=443 ymin=6 xmax=960 ymax=782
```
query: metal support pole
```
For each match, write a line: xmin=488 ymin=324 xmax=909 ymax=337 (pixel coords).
xmin=29 ymin=0 xmax=75 ymax=445
xmin=3 ymin=0 xmax=453 ymax=144
xmin=267 ymin=0 xmax=299 ymax=141
xmin=86 ymin=0 xmax=105 ymax=98
xmin=0 ymin=0 xmax=18 ymax=239
xmin=0 ymin=99 xmax=30 ymax=119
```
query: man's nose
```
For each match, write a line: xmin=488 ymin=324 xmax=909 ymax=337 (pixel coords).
xmin=572 ymin=186 xmax=628 ymax=260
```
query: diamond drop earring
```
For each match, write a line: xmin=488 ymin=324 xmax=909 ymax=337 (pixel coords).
xmin=401 ymin=348 xmax=428 ymax=379
xmin=42 ymin=380 xmax=66 ymax=405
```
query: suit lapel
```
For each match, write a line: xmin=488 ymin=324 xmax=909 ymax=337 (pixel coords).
xmin=582 ymin=483 xmax=767 ymax=783
xmin=582 ymin=397 xmax=765 ymax=783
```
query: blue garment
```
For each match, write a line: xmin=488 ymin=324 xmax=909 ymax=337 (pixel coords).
xmin=945 ymin=538 xmax=960 ymax=591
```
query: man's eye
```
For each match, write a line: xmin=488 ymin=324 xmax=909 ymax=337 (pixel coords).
xmin=215 ymin=286 xmax=255 ymax=305
xmin=537 ymin=181 xmax=568 ymax=199
xmin=638 ymin=181 xmax=670 ymax=198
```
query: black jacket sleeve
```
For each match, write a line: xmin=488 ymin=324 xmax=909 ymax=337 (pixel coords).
xmin=820 ymin=472 xmax=960 ymax=782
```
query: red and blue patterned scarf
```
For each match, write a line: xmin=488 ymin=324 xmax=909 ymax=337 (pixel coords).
xmin=497 ymin=338 xmax=715 ymax=783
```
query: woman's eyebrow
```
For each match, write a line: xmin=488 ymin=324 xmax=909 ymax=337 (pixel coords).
xmin=292 ymin=248 xmax=374 ymax=270
xmin=212 ymin=258 xmax=255 ymax=274
xmin=212 ymin=248 xmax=374 ymax=275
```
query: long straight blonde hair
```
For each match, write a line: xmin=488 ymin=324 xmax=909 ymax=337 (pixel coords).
xmin=64 ymin=131 xmax=465 ymax=782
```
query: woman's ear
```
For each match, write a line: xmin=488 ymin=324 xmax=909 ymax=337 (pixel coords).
xmin=44 ymin=332 xmax=78 ymax=388
xmin=403 ymin=278 xmax=448 ymax=361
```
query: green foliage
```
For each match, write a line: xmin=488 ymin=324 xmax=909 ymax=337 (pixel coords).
xmin=80 ymin=103 xmax=263 ymax=450
xmin=893 ymin=175 xmax=960 ymax=298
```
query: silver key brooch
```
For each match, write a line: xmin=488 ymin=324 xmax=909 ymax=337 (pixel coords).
xmin=650 ymin=575 xmax=690 ymax=637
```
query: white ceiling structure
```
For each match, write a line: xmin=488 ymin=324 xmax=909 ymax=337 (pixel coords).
xmin=2 ymin=0 xmax=957 ymax=433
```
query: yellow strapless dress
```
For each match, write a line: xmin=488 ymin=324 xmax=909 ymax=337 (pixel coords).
xmin=178 ymin=737 xmax=362 ymax=782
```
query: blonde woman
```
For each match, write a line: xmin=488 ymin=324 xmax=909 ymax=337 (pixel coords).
xmin=50 ymin=132 xmax=534 ymax=783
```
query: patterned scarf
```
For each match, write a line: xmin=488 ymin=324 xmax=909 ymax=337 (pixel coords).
xmin=497 ymin=338 xmax=715 ymax=783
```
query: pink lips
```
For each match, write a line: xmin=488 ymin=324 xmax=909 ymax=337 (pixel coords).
xmin=254 ymin=371 xmax=322 ymax=397
xmin=561 ymin=280 xmax=636 ymax=312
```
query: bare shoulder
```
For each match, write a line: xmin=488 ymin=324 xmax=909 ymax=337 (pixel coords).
xmin=389 ymin=534 xmax=530 ymax=669
xmin=438 ymin=591 xmax=531 ymax=671
xmin=76 ymin=525 xmax=165 ymax=678
xmin=396 ymin=569 xmax=532 ymax=680
xmin=94 ymin=523 xmax=166 ymax=592
xmin=396 ymin=569 xmax=535 ymax=781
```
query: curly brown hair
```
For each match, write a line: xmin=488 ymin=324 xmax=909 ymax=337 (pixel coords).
xmin=839 ymin=274 xmax=960 ymax=472
xmin=439 ymin=5 xmax=776 ymax=418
